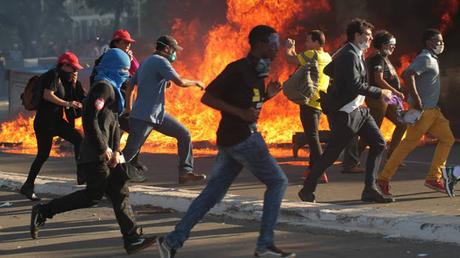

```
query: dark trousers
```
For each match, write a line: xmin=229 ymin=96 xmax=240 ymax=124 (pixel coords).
xmin=299 ymin=105 xmax=323 ymax=169
xmin=43 ymin=162 xmax=138 ymax=236
xmin=25 ymin=120 xmax=82 ymax=186
xmin=118 ymin=113 xmax=141 ymax=165
xmin=343 ymin=98 xmax=407 ymax=169
xmin=303 ymin=107 xmax=385 ymax=193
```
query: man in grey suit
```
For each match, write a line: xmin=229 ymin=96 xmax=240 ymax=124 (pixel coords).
xmin=298 ymin=18 xmax=394 ymax=203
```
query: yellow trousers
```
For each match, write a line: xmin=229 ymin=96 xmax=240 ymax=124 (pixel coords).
xmin=378 ymin=108 xmax=454 ymax=181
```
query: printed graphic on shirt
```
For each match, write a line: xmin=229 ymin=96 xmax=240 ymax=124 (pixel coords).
xmin=95 ymin=98 xmax=105 ymax=110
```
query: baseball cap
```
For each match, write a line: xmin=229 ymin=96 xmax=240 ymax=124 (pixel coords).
xmin=157 ymin=35 xmax=183 ymax=51
xmin=57 ymin=51 xmax=83 ymax=70
xmin=112 ymin=29 xmax=136 ymax=43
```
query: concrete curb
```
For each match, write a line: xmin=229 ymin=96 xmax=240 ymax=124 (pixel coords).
xmin=1 ymin=171 xmax=460 ymax=245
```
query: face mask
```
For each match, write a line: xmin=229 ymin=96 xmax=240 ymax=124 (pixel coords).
xmin=382 ymin=49 xmax=392 ymax=56
xmin=433 ymin=44 xmax=444 ymax=55
xmin=268 ymin=33 xmax=280 ymax=51
xmin=168 ymin=51 xmax=177 ymax=63
xmin=58 ymin=69 xmax=73 ymax=82
xmin=358 ymin=41 xmax=368 ymax=51
xmin=255 ymin=58 xmax=271 ymax=78
xmin=118 ymin=70 xmax=130 ymax=82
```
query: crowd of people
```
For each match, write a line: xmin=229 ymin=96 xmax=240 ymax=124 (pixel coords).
xmin=14 ymin=17 xmax=458 ymax=257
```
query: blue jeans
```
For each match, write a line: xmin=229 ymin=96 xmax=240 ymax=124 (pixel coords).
xmin=165 ymin=133 xmax=288 ymax=250
xmin=122 ymin=113 xmax=193 ymax=174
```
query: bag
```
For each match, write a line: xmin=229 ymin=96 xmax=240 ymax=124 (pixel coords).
xmin=20 ymin=75 xmax=42 ymax=111
xmin=283 ymin=51 xmax=319 ymax=105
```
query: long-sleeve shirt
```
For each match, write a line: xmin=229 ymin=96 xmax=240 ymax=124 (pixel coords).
xmin=79 ymin=81 xmax=120 ymax=164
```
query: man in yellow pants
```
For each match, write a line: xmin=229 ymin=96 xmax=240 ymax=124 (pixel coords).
xmin=377 ymin=28 xmax=454 ymax=198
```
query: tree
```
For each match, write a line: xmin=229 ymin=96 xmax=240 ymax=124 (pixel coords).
xmin=84 ymin=0 xmax=135 ymax=31
xmin=0 ymin=0 xmax=72 ymax=57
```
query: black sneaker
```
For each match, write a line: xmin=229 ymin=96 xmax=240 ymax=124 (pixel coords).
xmin=30 ymin=204 xmax=47 ymax=239
xmin=123 ymin=228 xmax=157 ymax=254
xmin=361 ymin=188 xmax=395 ymax=203
xmin=298 ymin=188 xmax=315 ymax=203
xmin=254 ymin=245 xmax=296 ymax=257
xmin=442 ymin=166 xmax=457 ymax=198
xmin=20 ymin=183 xmax=41 ymax=201
xmin=157 ymin=236 xmax=176 ymax=258
xmin=178 ymin=172 xmax=206 ymax=184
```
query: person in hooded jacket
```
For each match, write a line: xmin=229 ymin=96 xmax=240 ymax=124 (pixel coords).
xmin=20 ymin=51 xmax=85 ymax=201
xmin=28 ymin=49 xmax=156 ymax=254
xmin=89 ymin=29 xmax=147 ymax=175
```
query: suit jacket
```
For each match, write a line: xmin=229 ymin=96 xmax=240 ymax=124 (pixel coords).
xmin=322 ymin=43 xmax=382 ymax=113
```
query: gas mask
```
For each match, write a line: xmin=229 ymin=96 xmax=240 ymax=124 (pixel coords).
xmin=255 ymin=58 xmax=271 ymax=78
xmin=157 ymin=40 xmax=177 ymax=63
xmin=433 ymin=44 xmax=444 ymax=55
xmin=168 ymin=51 xmax=177 ymax=63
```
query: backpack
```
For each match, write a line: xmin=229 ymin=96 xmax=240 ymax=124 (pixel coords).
xmin=283 ymin=51 xmax=319 ymax=105
xmin=20 ymin=75 xmax=42 ymax=111
xmin=20 ymin=70 xmax=63 ymax=111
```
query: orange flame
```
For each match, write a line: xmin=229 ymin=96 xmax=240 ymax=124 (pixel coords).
xmin=1 ymin=0 xmax=458 ymax=158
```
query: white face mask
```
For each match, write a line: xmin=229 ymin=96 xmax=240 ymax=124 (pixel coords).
xmin=433 ymin=44 xmax=444 ymax=55
xmin=358 ymin=42 xmax=368 ymax=51
xmin=383 ymin=49 xmax=392 ymax=56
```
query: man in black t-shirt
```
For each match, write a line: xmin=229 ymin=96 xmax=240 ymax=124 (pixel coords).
xmin=343 ymin=30 xmax=407 ymax=176
xmin=156 ymin=25 xmax=296 ymax=258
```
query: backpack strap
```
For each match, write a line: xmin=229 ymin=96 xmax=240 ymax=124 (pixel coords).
xmin=298 ymin=52 xmax=309 ymax=65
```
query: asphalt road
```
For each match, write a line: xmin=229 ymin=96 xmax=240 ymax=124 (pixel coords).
xmin=0 ymin=189 xmax=458 ymax=258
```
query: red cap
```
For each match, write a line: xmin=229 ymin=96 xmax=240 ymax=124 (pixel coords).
xmin=57 ymin=51 xmax=83 ymax=70
xmin=112 ymin=29 xmax=136 ymax=43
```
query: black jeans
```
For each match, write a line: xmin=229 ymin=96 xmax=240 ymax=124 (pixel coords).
xmin=299 ymin=105 xmax=323 ymax=169
xmin=343 ymin=98 xmax=407 ymax=169
xmin=118 ymin=113 xmax=142 ymax=165
xmin=25 ymin=120 xmax=82 ymax=186
xmin=43 ymin=162 xmax=138 ymax=236
xmin=303 ymin=107 xmax=385 ymax=193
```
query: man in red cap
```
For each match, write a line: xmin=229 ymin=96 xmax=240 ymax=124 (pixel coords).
xmin=20 ymin=51 xmax=86 ymax=201
xmin=90 ymin=29 xmax=147 ymax=178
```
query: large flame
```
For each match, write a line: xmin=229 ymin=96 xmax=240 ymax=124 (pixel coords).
xmin=0 ymin=0 xmax=458 ymax=157
xmin=139 ymin=0 xmax=333 ymax=156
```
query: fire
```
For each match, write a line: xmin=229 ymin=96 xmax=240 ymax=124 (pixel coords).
xmin=146 ymin=0 xmax=332 ymax=154
xmin=437 ymin=0 xmax=459 ymax=33
xmin=1 ymin=0 xmax=458 ymax=158
xmin=0 ymin=114 xmax=71 ymax=157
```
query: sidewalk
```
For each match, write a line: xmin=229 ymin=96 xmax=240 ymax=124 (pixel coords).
xmin=1 ymin=171 xmax=460 ymax=246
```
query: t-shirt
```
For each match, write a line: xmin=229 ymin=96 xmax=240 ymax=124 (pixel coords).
xmin=296 ymin=49 xmax=332 ymax=110
xmin=405 ymin=49 xmax=440 ymax=109
xmin=206 ymin=56 xmax=266 ymax=147
xmin=130 ymin=54 xmax=180 ymax=124
xmin=35 ymin=68 xmax=85 ymax=130
xmin=367 ymin=52 xmax=400 ymax=91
